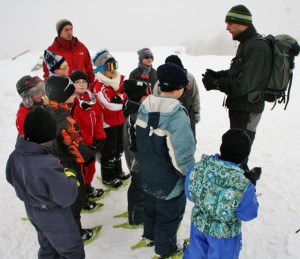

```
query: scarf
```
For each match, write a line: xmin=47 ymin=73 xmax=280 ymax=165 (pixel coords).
xmin=96 ymin=71 xmax=121 ymax=91
xmin=138 ymin=62 xmax=152 ymax=79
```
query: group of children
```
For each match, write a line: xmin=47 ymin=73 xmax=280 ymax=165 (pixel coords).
xmin=6 ymin=44 xmax=260 ymax=259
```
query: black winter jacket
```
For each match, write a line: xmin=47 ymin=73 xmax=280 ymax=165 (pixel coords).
xmin=225 ymin=25 xmax=272 ymax=113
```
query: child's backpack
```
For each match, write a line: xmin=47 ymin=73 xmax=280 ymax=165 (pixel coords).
xmin=261 ymin=34 xmax=300 ymax=109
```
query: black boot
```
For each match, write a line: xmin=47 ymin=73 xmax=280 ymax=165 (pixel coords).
xmin=85 ymin=184 xmax=104 ymax=198
xmin=114 ymin=158 xmax=130 ymax=180
xmin=101 ymin=161 xmax=123 ymax=188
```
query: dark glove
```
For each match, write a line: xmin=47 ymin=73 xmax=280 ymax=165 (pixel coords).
xmin=111 ymin=95 xmax=123 ymax=104
xmin=91 ymin=139 xmax=105 ymax=152
xmin=244 ymin=167 xmax=262 ymax=185
xmin=205 ymin=69 xmax=228 ymax=79
xmin=195 ymin=113 xmax=201 ymax=124
xmin=202 ymin=74 xmax=228 ymax=93
xmin=202 ymin=74 xmax=220 ymax=91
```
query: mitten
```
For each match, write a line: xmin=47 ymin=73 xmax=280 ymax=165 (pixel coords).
xmin=64 ymin=168 xmax=80 ymax=186
xmin=111 ymin=95 xmax=123 ymax=104
xmin=91 ymin=139 xmax=105 ymax=152
xmin=195 ymin=113 xmax=201 ymax=124
xmin=205 ymin=69 xmax=228 ymax=79
xmin=244 ymin=167 xmax=262 ymax=185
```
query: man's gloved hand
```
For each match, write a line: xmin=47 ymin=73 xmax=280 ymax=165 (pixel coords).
xmin=64 ymin=168 xmax=80 ymax=186
xmin=205 ymin=69 xmax=228 ymax=79
xmin=111 ymin=95 xmax=123 ymax=104
xmin=244 ymin=167 xmax=262 ymax=185
xmin=202 ymin=74 xmax=220 ymax=91
xmin=202 ymin=74 xmax=228 ymax=93
xmin=91 ymin=139 xmax=105 ymax=152
xmin=195 ymin=113 xmax=201 ymax=124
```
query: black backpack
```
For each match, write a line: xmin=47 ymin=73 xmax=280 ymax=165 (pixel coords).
xmin=260 ymin=34 xmax=300 ymax=109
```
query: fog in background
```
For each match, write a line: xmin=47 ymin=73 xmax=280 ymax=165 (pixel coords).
xmin=1 ymin=0 xmax=299 ymax=59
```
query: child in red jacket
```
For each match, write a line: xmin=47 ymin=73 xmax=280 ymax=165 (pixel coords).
xmin=15 ymin=75 xmax=45 ymax=136
xmin=71 ymin=70 xmax=106 ymax=209
xmin=92 ymin=49 xmax=130 ymax=188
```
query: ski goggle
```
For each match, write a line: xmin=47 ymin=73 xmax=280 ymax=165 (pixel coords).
xmin=77 ymin=91 xmax=96 ymax=110
xmin=29 ymin=83 xmax=45 ymax=96
xmin=18 ymin=76 xmax=44 ymax=95
xmin=93 ymin=61 xmax=118 ymax=73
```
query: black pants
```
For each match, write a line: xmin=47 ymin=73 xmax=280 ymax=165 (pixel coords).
xmin=101 ymin=124 xmax=124 ymax=163
xmin=63 ymin=162 xmax=86 ymax=235
xmin=143 ymin=192 xmax=186 ymax=257
xmin=229 ymin=110 xmax=262 ymax=168
xmin=127 ymin=171 xmax=145 ymax=225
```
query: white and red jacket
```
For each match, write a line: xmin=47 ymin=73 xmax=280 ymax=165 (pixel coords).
xmin=92 ymin=71 xmax=126 ymax=128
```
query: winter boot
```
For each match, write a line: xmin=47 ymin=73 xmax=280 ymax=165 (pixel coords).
xmin=81 ymin=228 xmax=94 ymax=241
xmin=86 ymin=184 xmax=104 ymax=198
xmin=114 ymin=158 xmax=130 ymax=180
xmin=83 ymin=199 xmax=97 ymax=211
xmin=101 ymin=161 xmax=123 ymax=188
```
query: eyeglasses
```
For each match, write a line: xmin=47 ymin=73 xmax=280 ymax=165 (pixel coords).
xmin=59 ymin=64 xmax=69 ymax=70
xmin=144 ymin=56 xmax=153 ymax=60
xmin=29 ymin=83 xmax=45 ymax=96
xmin=93 ymin=61 xmax=119 ymax=73
xmin=75 ymin=80 xmax=88 ymax=85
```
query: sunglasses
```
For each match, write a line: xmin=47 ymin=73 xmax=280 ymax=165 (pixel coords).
xmin=59 ymin=64 xmax=69 ymax=70
xmin=93 ymin=61 xmax=119 ymax=73
xmin=144 ymin=56 xmax=153 ymax=60
xmin=77 ymin=91 xmax=96 ymax=110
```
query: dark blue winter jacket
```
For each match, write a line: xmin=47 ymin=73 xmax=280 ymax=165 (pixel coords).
xmin=6 ymin=137 xmax=78 ymax=209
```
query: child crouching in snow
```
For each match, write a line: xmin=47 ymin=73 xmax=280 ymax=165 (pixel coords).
xmin=183 ymin=129 xmax=260 ymax=259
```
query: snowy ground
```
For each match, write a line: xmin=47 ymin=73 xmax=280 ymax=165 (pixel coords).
xmin=0 ymin=47 xmax=300 ymax=258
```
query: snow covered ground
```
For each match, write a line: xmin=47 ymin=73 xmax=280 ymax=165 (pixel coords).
xmin=0 ymin=47 xmax=300 ymax=258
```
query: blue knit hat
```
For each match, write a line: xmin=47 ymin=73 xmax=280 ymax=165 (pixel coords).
xmin=157 ymin=63 xmax=189 ymax=92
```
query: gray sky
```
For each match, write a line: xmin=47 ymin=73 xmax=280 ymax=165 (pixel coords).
xmin=1 ymin=0 xmax=299 ymax=59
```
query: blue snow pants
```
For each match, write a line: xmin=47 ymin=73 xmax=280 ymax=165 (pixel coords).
xmin=143 ymin=191 xmax=186 ymax=257
xmin=183 ymin=223 xmax=242 ymax=259
xmin=25 ymin=204 xmax=85 ymax=259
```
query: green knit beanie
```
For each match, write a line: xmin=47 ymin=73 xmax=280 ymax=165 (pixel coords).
xmin=56 ymin=19 xmax=73 ymax=36
xmin=225 ymin=5 xmax=252 ymax=25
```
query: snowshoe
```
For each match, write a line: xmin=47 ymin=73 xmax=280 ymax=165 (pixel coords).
xmin=131 ymin=238 xmax=154 ymax=250
xmin=83 ymin=225 xmax=103 ymax=244
xmin=113 ymin=211 xmax=128 ymax=218
xmin=102 ymin=178 xmax=123 ymax=188
xmin=113 ymin=221 xmax=143 ymax=229
xmin=82 ymin=200 xmax=104 ymax=213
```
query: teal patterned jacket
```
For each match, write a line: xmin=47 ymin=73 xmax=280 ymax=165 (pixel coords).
xmin=188 ymin=154 xmax=250 ymax=238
